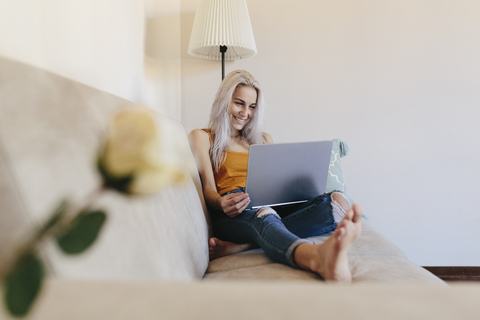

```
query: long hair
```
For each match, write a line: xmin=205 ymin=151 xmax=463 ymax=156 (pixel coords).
xmin=208 ymin=70 xmax=265 ymax=172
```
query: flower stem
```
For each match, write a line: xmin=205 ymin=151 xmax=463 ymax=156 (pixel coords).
xmin=0 ymin=185 xmax=106 ymax=280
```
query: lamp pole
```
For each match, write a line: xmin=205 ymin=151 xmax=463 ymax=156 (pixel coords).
xmin=220 ymin=45 xmax=227 ymax=80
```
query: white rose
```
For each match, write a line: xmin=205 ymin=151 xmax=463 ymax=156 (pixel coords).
xmin=99 ymin=106 xmax=188 ymax=194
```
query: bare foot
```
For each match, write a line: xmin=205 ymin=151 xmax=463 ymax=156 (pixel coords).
xmin=209 ymin=237 xmax=258 ymax=261
xmin=294 ymin=203 xmax=363 ymax=283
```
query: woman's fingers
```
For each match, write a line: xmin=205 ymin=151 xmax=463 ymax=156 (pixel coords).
xmin=223 ymin=193 xmax=249 ymax=207
xmin=224 ymin=193 xmax=250 ymax=217
xmin=238 ymin=198 xmax=250 ymax=212
xmin=224 ymin=193 xmax=248 ymax=202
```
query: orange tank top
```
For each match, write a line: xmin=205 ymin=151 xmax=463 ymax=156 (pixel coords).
xmin=203 ymin=129 xmax=248 ymax=194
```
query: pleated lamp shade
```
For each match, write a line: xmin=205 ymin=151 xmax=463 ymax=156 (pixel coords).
xmin=188 ymin=0 xmax=257 ymax=61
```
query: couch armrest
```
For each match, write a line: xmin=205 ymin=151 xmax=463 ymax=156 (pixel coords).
xmin=3 ymin=278 xmax=478 ymax=320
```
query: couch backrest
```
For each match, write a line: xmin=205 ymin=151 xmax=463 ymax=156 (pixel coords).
xmin=0 ymin=56 xmax=209 ymax=280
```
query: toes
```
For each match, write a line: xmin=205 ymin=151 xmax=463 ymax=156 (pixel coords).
xmin=343 ymin=208 xmax=354 ymax=221
xmin=336 ymin=214 xmax=351 ymax=229
xmin=334 ymin=225 xmax=347 ymax=241
xmin=209 ymin=237 xmax=217 ymax=248
xmin=352 ymin=204 xmax=363 ymax=222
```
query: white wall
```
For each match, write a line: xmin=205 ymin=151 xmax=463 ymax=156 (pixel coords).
xmin=181 ymin=0 xmax=480 ymax=266
xmin=0 ymin=0 xmax=145 ymax=102
xmin=0 ymin=0 xmax=183 ymax=119
xmin=143 ymin=0 xmax=182 ymax=118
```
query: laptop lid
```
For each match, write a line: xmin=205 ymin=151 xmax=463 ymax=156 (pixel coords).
xmin=245 ymin=140 xmax=333 ymax=210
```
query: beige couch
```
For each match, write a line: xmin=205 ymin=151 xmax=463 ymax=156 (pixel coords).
xmin=2 ymin=56 xmax=479 ymax=319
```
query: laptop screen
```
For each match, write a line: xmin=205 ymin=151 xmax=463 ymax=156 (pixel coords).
xmin=245 ymin=140 xmax=333 ymax=209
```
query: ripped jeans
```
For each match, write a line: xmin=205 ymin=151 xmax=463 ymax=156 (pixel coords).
xmin=210 ymin=190 xmax=347 ymax=268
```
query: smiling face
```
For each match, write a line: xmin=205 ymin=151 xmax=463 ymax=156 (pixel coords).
xmin=228 ymin=85 xmax=258 ymax=134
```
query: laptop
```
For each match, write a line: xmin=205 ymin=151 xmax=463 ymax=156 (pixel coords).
xmin=245 ymin=140 xmax=333 ymax=210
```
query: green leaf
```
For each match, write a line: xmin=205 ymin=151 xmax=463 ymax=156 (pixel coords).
xmin=3 ymin=253 xmax=44 ymax=317
xmin=56 ymin=210 xmax=107 ymax=255
xmin=97 ymin=156 xmax=134 ymax=194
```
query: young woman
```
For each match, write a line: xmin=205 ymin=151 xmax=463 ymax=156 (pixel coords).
xmin=189 ymin=70 xmax=363 ymax=282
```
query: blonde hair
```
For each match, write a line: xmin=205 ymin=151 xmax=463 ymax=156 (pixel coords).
xmin=208 ymin=70 xmax=265 ymax=171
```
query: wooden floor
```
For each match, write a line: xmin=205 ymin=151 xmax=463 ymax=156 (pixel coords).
xmin=423 ymin=267 xmax=480 ymax=282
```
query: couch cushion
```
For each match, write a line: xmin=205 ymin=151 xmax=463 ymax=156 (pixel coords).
xmin=0 ymin=56 xmax=209 ymax=280
xmin=205 ymin=220 xmax=443 ymax=283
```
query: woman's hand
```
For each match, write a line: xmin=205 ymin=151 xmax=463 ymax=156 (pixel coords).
xmin=217 ymin=193 xmax=251 ymax=218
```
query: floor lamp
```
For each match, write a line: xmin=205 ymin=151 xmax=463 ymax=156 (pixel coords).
xmin=188 ymin=0 xmax=257 ymax=81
